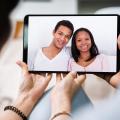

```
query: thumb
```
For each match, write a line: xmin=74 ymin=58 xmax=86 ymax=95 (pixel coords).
xmin=75 ymin=74 xmax=86 ymax=86
xmin=16 ymin=61 xmax=28 ymax=75
xmin=64 ymin=71 xmax=77 ymax=82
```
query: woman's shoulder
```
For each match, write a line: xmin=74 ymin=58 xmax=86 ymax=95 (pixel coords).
xmin=95 ymin=54 xmax=110 ymax=65
xmin=97 ymin=53 xmax=108 ymax=59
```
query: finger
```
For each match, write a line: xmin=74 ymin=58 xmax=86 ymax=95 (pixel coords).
xmin=56 ymin=73 xmax=62 ymax=83
xmin=117 ymin=72 xmax=120 ymax=76
xmin=75 ymin=74 xmax=86 ymax=86
xmin=46 ymin=73 xmax=52 ymax=83
xmin=64 ymin=71 xmax=77 ymax=82
xmin=94 ymin=73 xmax=114 ymax=83
xmin=62 ymin=73 xmax=67 ymax=77
xmin=117 ymin=34 xmax=120 ymax=50
xmin=16 ymin=61 xmax=28 ymax=75
xmin=34 ymin=73 xmax=52 ymax=87
xmin=31 ymin=74 xmax=36 ymax=83
xmin=110 ymin=72 xmax=120 ymax=88
xmin=39 ymin=72 xmax=46 ymax=77
xmin=34 ymin=73 xmax=52 ymax=91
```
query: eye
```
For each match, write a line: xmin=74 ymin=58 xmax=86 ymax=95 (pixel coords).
xmin=77 ymin=39 xmax=81 ymax=42
xmin=85 ymin=38 xmax=90 ymax=41
xmin=65 ymin=35 xmax=70 ymax=39
xmin=58 ymin=32 xmax=63 ymax=35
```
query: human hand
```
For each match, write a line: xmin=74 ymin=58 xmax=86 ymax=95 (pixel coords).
xmin=51 ymin=72 xmax=86 ymax=118
xmin=14 ymin=61 xmax=52 ymax=116
xmin=117 ymin=34 xmax=120 ymax=50
xmin=109 ymin=72 xmax=120 ymax=88
xmin=94 ymin=72 xmax=120 ymax=88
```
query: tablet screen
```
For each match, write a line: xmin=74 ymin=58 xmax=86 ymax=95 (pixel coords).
xmin=23 ymin=15 xmax=120 ymax=73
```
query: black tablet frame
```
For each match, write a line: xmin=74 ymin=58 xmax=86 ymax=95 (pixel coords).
xmin=23 ymin=14 xmax=120 ymax=74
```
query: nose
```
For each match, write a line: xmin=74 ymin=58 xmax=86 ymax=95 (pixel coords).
xmin=81 ymin=39 xmax=87 ymax=45
xmin=61 ymin=35 xmax=67 ymax=42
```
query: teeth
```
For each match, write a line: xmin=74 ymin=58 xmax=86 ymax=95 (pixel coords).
xmin=81 ymin=45 xmax=87 ymax=49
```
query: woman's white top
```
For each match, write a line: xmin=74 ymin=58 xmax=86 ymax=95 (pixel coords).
xmin=67 ymin=54 xmax=115 ymax=72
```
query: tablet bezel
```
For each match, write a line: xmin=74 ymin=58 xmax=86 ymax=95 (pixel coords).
xmin=23 ymin=14 xmax=120 ymax=74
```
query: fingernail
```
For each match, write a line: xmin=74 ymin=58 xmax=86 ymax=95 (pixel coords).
xmin=71 ymin=71 xmax=77 ymax=73
xmin=16 ymin=61 xmax=20 ymax=64
xmin=71 ymin=71 xmax=77 ymax=75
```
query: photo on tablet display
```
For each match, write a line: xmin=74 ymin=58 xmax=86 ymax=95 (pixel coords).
xmin=23 ymin=14 xmax=119 ymax=73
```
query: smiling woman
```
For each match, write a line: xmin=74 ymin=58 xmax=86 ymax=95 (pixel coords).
xmin=68 ymin=27 xmax=111 ymax=72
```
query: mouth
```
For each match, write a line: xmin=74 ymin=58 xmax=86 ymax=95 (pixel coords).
xmin=80 ymin=45 xmax=88 ymax=49
xmin=57 ymin=39 xmax=66 ymax=47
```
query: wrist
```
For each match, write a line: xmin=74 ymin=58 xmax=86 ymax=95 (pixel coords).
xmin=50 ymin=111 xmax=72 ymax=120
xmin=4 ymin=106 xmax=27 ymax=120
xmin=51 ymin=95 xmax=71 ymax=117
xmin=13 ymin=93 xmax=36 ymax=116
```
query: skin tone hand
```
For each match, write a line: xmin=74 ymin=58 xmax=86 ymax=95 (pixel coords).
xmin=50 ymin=71 xmax=120 ymax=120
xmin=110 ymin=72 xmax=120 ymax=88
xmin=0 ymin=61 xmax=52 ymax=120
xmin=50 ymin=72 xmax=86 ymax=120
xmin=117 ymin=34 xmax=120 ymax=50
xmin=94 ymin=72 xmax=120 ymax=88
xmin=50 ymin=34 xmax=120 ymax=119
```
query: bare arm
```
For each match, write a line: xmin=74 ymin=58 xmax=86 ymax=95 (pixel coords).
xmin=50 ymin=72 xmax=86 ymax=120
xmin=0 ymin=61 xmax=52 ymax=120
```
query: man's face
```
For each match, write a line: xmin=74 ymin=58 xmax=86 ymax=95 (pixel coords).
xmin=53 ymin=25 xmax=72 ymax=49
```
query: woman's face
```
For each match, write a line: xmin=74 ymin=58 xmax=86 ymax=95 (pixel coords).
xmin=75 ymin=31 xmax=92 ymax=53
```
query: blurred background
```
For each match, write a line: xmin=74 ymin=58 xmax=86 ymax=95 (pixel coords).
xmin=0 ymin=0 xmax=120 ymax=111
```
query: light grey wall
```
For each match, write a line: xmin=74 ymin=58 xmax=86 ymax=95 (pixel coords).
xmin=78 ymin=0 xmax=120 ymax=13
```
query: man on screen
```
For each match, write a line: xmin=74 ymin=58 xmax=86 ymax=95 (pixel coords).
xmin=33 ymin=20 xmax=74 ymax=71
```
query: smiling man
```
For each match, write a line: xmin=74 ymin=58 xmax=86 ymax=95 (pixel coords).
xmin=33 ymin=20 xmax=74 ymax=71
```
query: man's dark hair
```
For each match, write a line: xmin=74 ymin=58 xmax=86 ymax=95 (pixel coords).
xmin=71 ymin=27 xmax=99 ymax=62
xmin=0 ymin=0 xmax=19 ymax=51
xmin=54 ymin=20 xmax=74 ymax=37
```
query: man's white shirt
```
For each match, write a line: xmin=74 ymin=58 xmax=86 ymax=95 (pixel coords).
xmin=32 ymin=47 xmax=71 ymax=71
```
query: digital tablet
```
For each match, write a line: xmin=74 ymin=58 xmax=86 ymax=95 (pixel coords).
xmin=23 ymin=14 xmax=120 ymax=73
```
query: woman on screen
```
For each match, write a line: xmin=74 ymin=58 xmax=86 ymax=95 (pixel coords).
xmin=68 ymin=27 xmax=110 ymax=72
